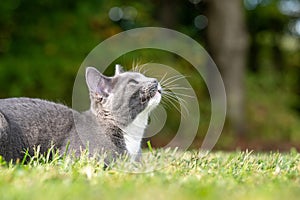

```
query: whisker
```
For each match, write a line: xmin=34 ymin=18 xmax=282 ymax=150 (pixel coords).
xmin=164 ymin=86 xmax=193 ymax=91
xmin=162 ymin=88 xmax=191 ymax=113
xmin=131 ymin=60 xmax=137 ymax=72
xmin=165 ymin=96 xmax=180 ymax=104
xmin=160 ymin=74 xmax=185 ymax=86
xmin=162 ymin=90 xmax=176 ymax=98
xmin=162 ymin=93 xmax=186 ymax=110
xmin=130 ymin=62 xmax=153 ymax=75
xmin=161 ymin=83 xmax=180 ymax=88
xmin=162 ymin=92 xmax=179 ymax=103
xmin=131 ymin=60 xmax=142 ymax=72
xmin=138 ymin=64 xmax=147 ymax=74
xmin=161 ymin=75 xmax=188 ymax=87
xmin=163 ymin=93 xmax=189 ymax=116
xmin=161 ymin=100 xmax=175 ymax=110
xmin=162 ymin=97 xmax=183 ymax=116
xmin=163 ymin=92 xmax=188 ymax=106
xmin=166 ymin=91 xmax=196 ymax=99
xmin=159 ymin=72 xmax=168 ymax=84
xmin=141 ymin=68 xmax=151 ymax=75
xmin=172 ymin=101 xmax=188 ymax=118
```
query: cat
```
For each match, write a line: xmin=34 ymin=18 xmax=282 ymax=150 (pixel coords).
xmin=0 ymin=65 xmax=162 ymax=164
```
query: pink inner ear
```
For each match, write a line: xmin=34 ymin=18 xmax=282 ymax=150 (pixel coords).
xmin=95 ymin=77 xmax=112 ymax=97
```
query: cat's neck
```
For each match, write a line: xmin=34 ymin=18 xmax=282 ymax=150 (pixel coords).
xmin=123 ymin=109 xmax=149 ymax=160
xmin=90 ymin=105 xmax=116 ymax=125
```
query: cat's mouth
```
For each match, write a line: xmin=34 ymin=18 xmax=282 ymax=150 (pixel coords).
xmin=141 ymin=82 xmax=162 ymax=103
xmin=157 ymin=84 xmax=162 ymax=94
xmin=150 ymin=82 xmax=162 ymax=98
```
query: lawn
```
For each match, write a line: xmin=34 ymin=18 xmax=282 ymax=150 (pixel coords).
xmin=0 ymin=149 xmax=299 ymax=200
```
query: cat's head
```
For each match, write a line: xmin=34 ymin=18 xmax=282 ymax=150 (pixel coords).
xmin=85 ymin=65 xmax=161 ymax=127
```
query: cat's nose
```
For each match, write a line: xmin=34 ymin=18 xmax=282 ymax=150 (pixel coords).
xmin=152 ymin=79 xmax=162 ymax=94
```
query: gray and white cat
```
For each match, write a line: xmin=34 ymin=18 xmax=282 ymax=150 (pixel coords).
xmin=0 ymin=65 xmax=161 ymax=163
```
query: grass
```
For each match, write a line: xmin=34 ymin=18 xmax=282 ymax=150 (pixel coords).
xmin=0 ymin=148 xmax=300 ymax=200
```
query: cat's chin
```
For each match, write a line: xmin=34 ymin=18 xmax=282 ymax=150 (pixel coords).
xmin=149 ymin=82 xmax=162 ymax=110
xmin=147 ymin=91 xmax=161 ymax=111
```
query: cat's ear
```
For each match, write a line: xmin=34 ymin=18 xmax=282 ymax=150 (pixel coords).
xmin=86 ymin=67 xmax=112 ymax=98
xmin=115 ymin=64 xmax=124 ymax=75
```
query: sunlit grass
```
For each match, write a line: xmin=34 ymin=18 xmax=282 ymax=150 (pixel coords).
xmin=0 ymin=148 xmax=299 ymax=200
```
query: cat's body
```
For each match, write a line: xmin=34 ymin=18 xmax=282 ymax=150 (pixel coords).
xmin=0 ymin=66 xmax=161 ymax=163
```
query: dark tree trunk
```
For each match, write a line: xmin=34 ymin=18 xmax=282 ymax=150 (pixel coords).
xmin=206 ymin=0 xmax=249 ymax=136
xmin=153 ymin=0 xmax=178 ymax=28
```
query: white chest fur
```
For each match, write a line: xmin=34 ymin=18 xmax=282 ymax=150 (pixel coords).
xmin=123 ymin=110 xmax=148 ymax=159
xmin=123 ymin=92 xmax=161 ymax=160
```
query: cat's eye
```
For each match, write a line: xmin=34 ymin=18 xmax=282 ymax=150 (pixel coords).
xmin=128 ymin=79 xmax=139 ymax=85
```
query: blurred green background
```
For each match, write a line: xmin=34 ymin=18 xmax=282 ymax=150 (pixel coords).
xmin=0 ymin=0 xmax=299 ymax=151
